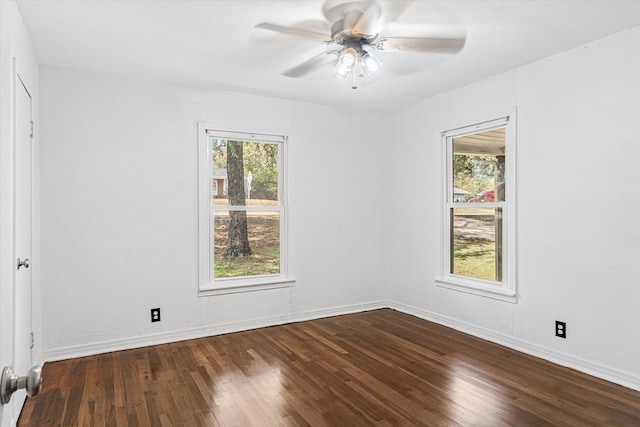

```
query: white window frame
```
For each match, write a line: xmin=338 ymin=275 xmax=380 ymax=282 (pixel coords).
xmin=198 ymin=123 xmax=294 ymax=295
xmin=436 ymin=113 xmax=517 ymax=302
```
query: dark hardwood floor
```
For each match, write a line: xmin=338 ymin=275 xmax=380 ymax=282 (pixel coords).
xmin=19 ymin=309 xmax=640 ymax=426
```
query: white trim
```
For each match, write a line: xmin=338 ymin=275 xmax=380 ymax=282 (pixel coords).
xmin=389 ymin=301 xmax=640 ymax=392
xmin=41 ymin=300 xmax=387 ymax=362
xmin=216 ymin=205 xmax=281 ymax=212
xmin=205 ymin=129 xmax=286 ymax=143
xmin=199 ymin=277 xmax=295 ymax=296
xmin=441 ymin=116 xmax=510 ymax=140
xmin=439 ymin=110 xmax=517 ymax=301
xmin=435 ymin=278 xmax=516 ymax=303
xmin=197 ymin=122 xmax=211 ymax=293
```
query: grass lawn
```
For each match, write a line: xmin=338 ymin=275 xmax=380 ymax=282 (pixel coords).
xmin=214 ymin=214 xmax=280 ymax=279
xmin=213 ymin=209 xmax=497 ymax=282
xmin=453 ymin=235 xmax=496 ymax=281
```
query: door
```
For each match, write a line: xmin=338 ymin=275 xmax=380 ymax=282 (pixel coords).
xmin=13 ymin=74 xmax=33 ymax=417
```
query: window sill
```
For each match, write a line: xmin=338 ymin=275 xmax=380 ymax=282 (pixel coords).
xmin=199 ymin=277 xmax=295 ymax=296
xmin=436 ymin=277 xmax=517 ymax=303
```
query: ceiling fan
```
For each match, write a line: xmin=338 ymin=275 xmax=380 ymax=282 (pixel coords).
xmin=255 ymin=0 xmax=466 ymax=88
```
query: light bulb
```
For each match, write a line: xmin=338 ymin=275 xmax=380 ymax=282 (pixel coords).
xmin=333 ymin=47 xmax=358 ymax=79
xmin=340 ymin=48 xmax=357 ymax=67
xmin=361 ymin=51 xmax=383 ymax=76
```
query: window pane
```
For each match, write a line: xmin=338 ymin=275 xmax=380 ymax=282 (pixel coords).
xmin=451 ymin=207 xmax=502 ymax=282
xmin=211 ymin=138 xmax=279 ymax=206
xmin=452 ymin=128 xmax=505 ymax=203
xmin=213 ymin=210 xmax=280 ymax=279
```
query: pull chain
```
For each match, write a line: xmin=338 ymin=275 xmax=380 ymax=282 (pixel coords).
xmin=351 ymin=59 xmax=359 ymax=89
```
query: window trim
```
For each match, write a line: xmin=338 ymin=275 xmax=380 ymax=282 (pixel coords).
xmin=436 ymin=112 xmax=517 ymax=303
xmin=197 ymin=123 xmax=294 ymax=296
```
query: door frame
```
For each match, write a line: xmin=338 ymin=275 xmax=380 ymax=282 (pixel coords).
xmin=12 ymin=71 xmax=35 ymax=422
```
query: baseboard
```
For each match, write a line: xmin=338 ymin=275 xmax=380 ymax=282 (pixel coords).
xmin=389 ymin=301 xmax=640 ymax=392
xmin=41 ymin=300 xmax=388 ymax=362
xmin=41 ymin=298 xmax=640 ymax=393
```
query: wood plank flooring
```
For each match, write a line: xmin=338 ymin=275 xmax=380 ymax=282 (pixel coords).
xmin=18 ymin=309 xmax=640 ymax=426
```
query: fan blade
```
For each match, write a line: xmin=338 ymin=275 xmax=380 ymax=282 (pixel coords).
xmin=324 ymin=1 xmax=415 ymax=28
xmin=378 ymin=0 xmax=415 ymax=25
xmin=352 ymin=1 xmax=382 ymax=37
xmin=375 ymin=37 xmax=465 ymax=53
xmin=282 ymin=51 xmax=339 ymax=78
xmin=255 ymin=23 xmax=328 ymax=42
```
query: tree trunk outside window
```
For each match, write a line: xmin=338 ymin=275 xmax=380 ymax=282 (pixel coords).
xmin=224 ymin=141 xmax=252 ymax=257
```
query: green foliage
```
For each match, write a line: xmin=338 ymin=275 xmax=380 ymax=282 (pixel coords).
xmin=453 ymin=154 xmax=497 ymax=197
xmin=212 ymin=139 xmax=278 ymax=201
xmin=212 ymin=138 xmax=228 ymax=168
xmin=243 ymin=142 xmax=278 ymax=200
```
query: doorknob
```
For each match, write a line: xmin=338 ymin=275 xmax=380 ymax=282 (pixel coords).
xmin=0 ymin=365 xmax=42 ymax=405
xmin=17 ymin=258 xmax=30 ymax=270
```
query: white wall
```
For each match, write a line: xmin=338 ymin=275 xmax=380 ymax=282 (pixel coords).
xmin=38 ymin=21 xmax=640 ymax=394
xmin=39 ymin=68 xmax=387 ymax=359
xmin=0 ymin=1 xmax=40 ymax=425
xmin=386 ymin=28 xmax=640 ymax=390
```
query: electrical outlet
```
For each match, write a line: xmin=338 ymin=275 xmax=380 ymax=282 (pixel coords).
xmin=151 ymin=308 xmax=161 ymax=323
xmin=555 ymin=321 xmax=566 ymax=338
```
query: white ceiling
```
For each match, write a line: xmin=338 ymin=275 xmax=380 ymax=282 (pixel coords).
xmin=16 ymin=0 xmax=640 ymax=111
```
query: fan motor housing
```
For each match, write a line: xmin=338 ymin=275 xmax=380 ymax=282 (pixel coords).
xmin=331 ymin=13 xmax=377 ymax=44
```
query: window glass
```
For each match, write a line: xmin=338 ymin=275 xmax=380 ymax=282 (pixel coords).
xmin=210 ymin=138 xmax=281 ymax=281
xmin=212 ymin=139 xmax=279 ymax=206
xmin=451 ymin=128 xmax=505 ymax=203
xmin=448 ymin=127 xmax=506 ymax=284
xmin=450 ymin=207 xmax=501 ymax=282
xmin=213 ymin=210 xmax=280 ymax=279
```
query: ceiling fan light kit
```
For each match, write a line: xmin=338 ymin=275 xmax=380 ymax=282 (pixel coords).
xmin=333 ymin=45 xmax=382 ymax=80
xmin=361 ymin=51 xmax=382 ymax=76
xmin=256 ymin=1 xmax=466 ymax=88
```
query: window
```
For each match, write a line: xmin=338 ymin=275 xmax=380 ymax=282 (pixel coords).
xmin=437 ymin=115 xmax=517 ymax=302
xmin=198 ymin=124 xmax=293 ymax=294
